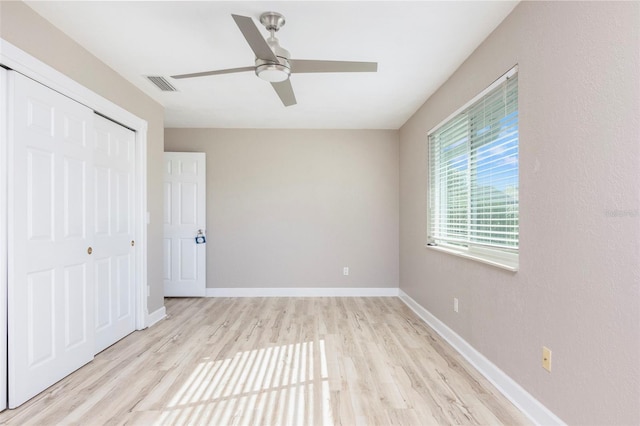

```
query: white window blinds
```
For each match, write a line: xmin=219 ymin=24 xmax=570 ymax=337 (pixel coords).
xmin=428 ymin=70 xmax=518 ymax=257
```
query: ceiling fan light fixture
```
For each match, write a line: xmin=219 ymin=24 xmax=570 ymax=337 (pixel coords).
xmin=170 ymin=12 xmax=378 ymax=107
xmin=256 ymin=62 xmax=291 ymax=82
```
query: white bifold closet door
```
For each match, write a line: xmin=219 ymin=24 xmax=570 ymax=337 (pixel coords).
xmin=7 ymin=72 xmax=136 ymax=408
xmin=8 ymin=71 xmax=96 ymax=408
xmin=93 ymin=115 xmax=136 ymax=354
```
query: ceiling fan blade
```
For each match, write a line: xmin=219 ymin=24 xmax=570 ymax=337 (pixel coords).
xmin=232 ymin=14 xmax=279 ymax=62
xmin=290 ymin=60 xmax=378 ymax=73
xmin=271 ymin=80 xmax=297 ymax=107
xmin=171 ymin=66 xmax=255 ymax=80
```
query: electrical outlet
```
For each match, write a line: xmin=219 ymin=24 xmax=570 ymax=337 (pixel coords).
xmin=542 ymin=346 xmax=552 ymax=372
xmin=453 ymin=297 xmax=459 ymax=313
xmin=343 ymin=267 xmax=349 ymax=276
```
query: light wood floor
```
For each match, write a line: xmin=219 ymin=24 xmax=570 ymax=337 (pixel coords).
xmin=0 ymin=297 xmax=530 ymax=425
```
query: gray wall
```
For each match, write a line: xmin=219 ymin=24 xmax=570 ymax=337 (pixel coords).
xmin=165 ymin=129 xmax=399 ymax=289
xmin=399 ymin=2 xmax=639 ymax=424
xmin=0 ymin=1 xmax=166 ymax=313
xmin=6 ymin=1 xmax=639 ymax=423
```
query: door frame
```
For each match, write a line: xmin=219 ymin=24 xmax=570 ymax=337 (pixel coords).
xmin=0 ymin=66 xmax=8 ymax=412
xmin=0 ymin=38 xmax=149 ymax=331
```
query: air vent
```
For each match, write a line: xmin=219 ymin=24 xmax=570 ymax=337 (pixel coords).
xmin=146 ymin=76 xmax=177 ymax=92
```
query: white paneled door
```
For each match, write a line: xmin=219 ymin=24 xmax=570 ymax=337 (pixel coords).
xmin=7 ymin=71 xmax=138 ymax=408
xmin=93 ymin=115 xmax=136 ymax=354
xmin=164 ymin=153 xmax=206 ymax=297
xmin=8 ymin=72 xmax=95 ymax=408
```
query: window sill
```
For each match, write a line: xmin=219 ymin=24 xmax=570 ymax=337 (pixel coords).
xmin=425 ymin=244 xmax=518 ymax=272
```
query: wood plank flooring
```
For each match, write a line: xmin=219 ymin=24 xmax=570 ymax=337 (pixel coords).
xmin=0 ymin=297 xmax=530 ymax=425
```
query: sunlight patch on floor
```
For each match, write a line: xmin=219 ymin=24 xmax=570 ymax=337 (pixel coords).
xmin=160 ymin=339 xmax=332 ymax=425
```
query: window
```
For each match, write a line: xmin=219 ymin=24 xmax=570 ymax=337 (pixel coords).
xmin=428 ymin=67 xmax=518 ymax=270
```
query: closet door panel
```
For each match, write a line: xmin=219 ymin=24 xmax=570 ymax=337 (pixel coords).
xmin=8 ymin=72 xmax=95 ymax=408
xmin=93 ymin=115 xmax=136 ymax=354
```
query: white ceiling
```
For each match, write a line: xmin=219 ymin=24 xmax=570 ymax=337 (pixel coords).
xmin=25 ymin=1 xmax=518 ymax=129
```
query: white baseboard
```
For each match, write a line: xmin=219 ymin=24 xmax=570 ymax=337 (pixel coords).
xmin=145 ymin=306 xmax=166 ymax=328
xmin=398 ymin=290 xmax=564 ymax=426
xmin=205 ymin=287 xmax=400 ymax=297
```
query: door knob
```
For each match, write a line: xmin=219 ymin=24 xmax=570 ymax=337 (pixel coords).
xmin=87 ymin=247 xmax=93 ymax=255
xmin=195 ymin=229 xmax=206 ymax=244
xmin=131 ymin=240 xmax=135 ymax=247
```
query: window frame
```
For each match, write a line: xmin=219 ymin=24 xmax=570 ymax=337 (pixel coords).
xmin=426 ymin=65 xmax=519 ymax=271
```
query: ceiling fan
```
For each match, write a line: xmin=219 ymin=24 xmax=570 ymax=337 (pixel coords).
xmin=171 ymin=12 xmax=378 ymax=107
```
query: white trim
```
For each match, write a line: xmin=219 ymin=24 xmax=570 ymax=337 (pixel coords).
xmin=426 ymin=244 xmax=518 ymax=272
xmin=0 ymin=39 xmax=144 ymax=131
xmin=145 ymin=306 xmax=166 ymax=328
xmin=0 ymin=67 xmax=8 ymax=412
xmin=205 ymin=287 xmax=400 ymax=298
xmin=134 ymin=125 xmax=148 ymax=330
xmin=428 ymin=64 xmax=518 ymax=135
xmin=0 ymin=38 xmax=149 ymax=331
xmin=398 ymin=290 xmax=565 ymax=426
